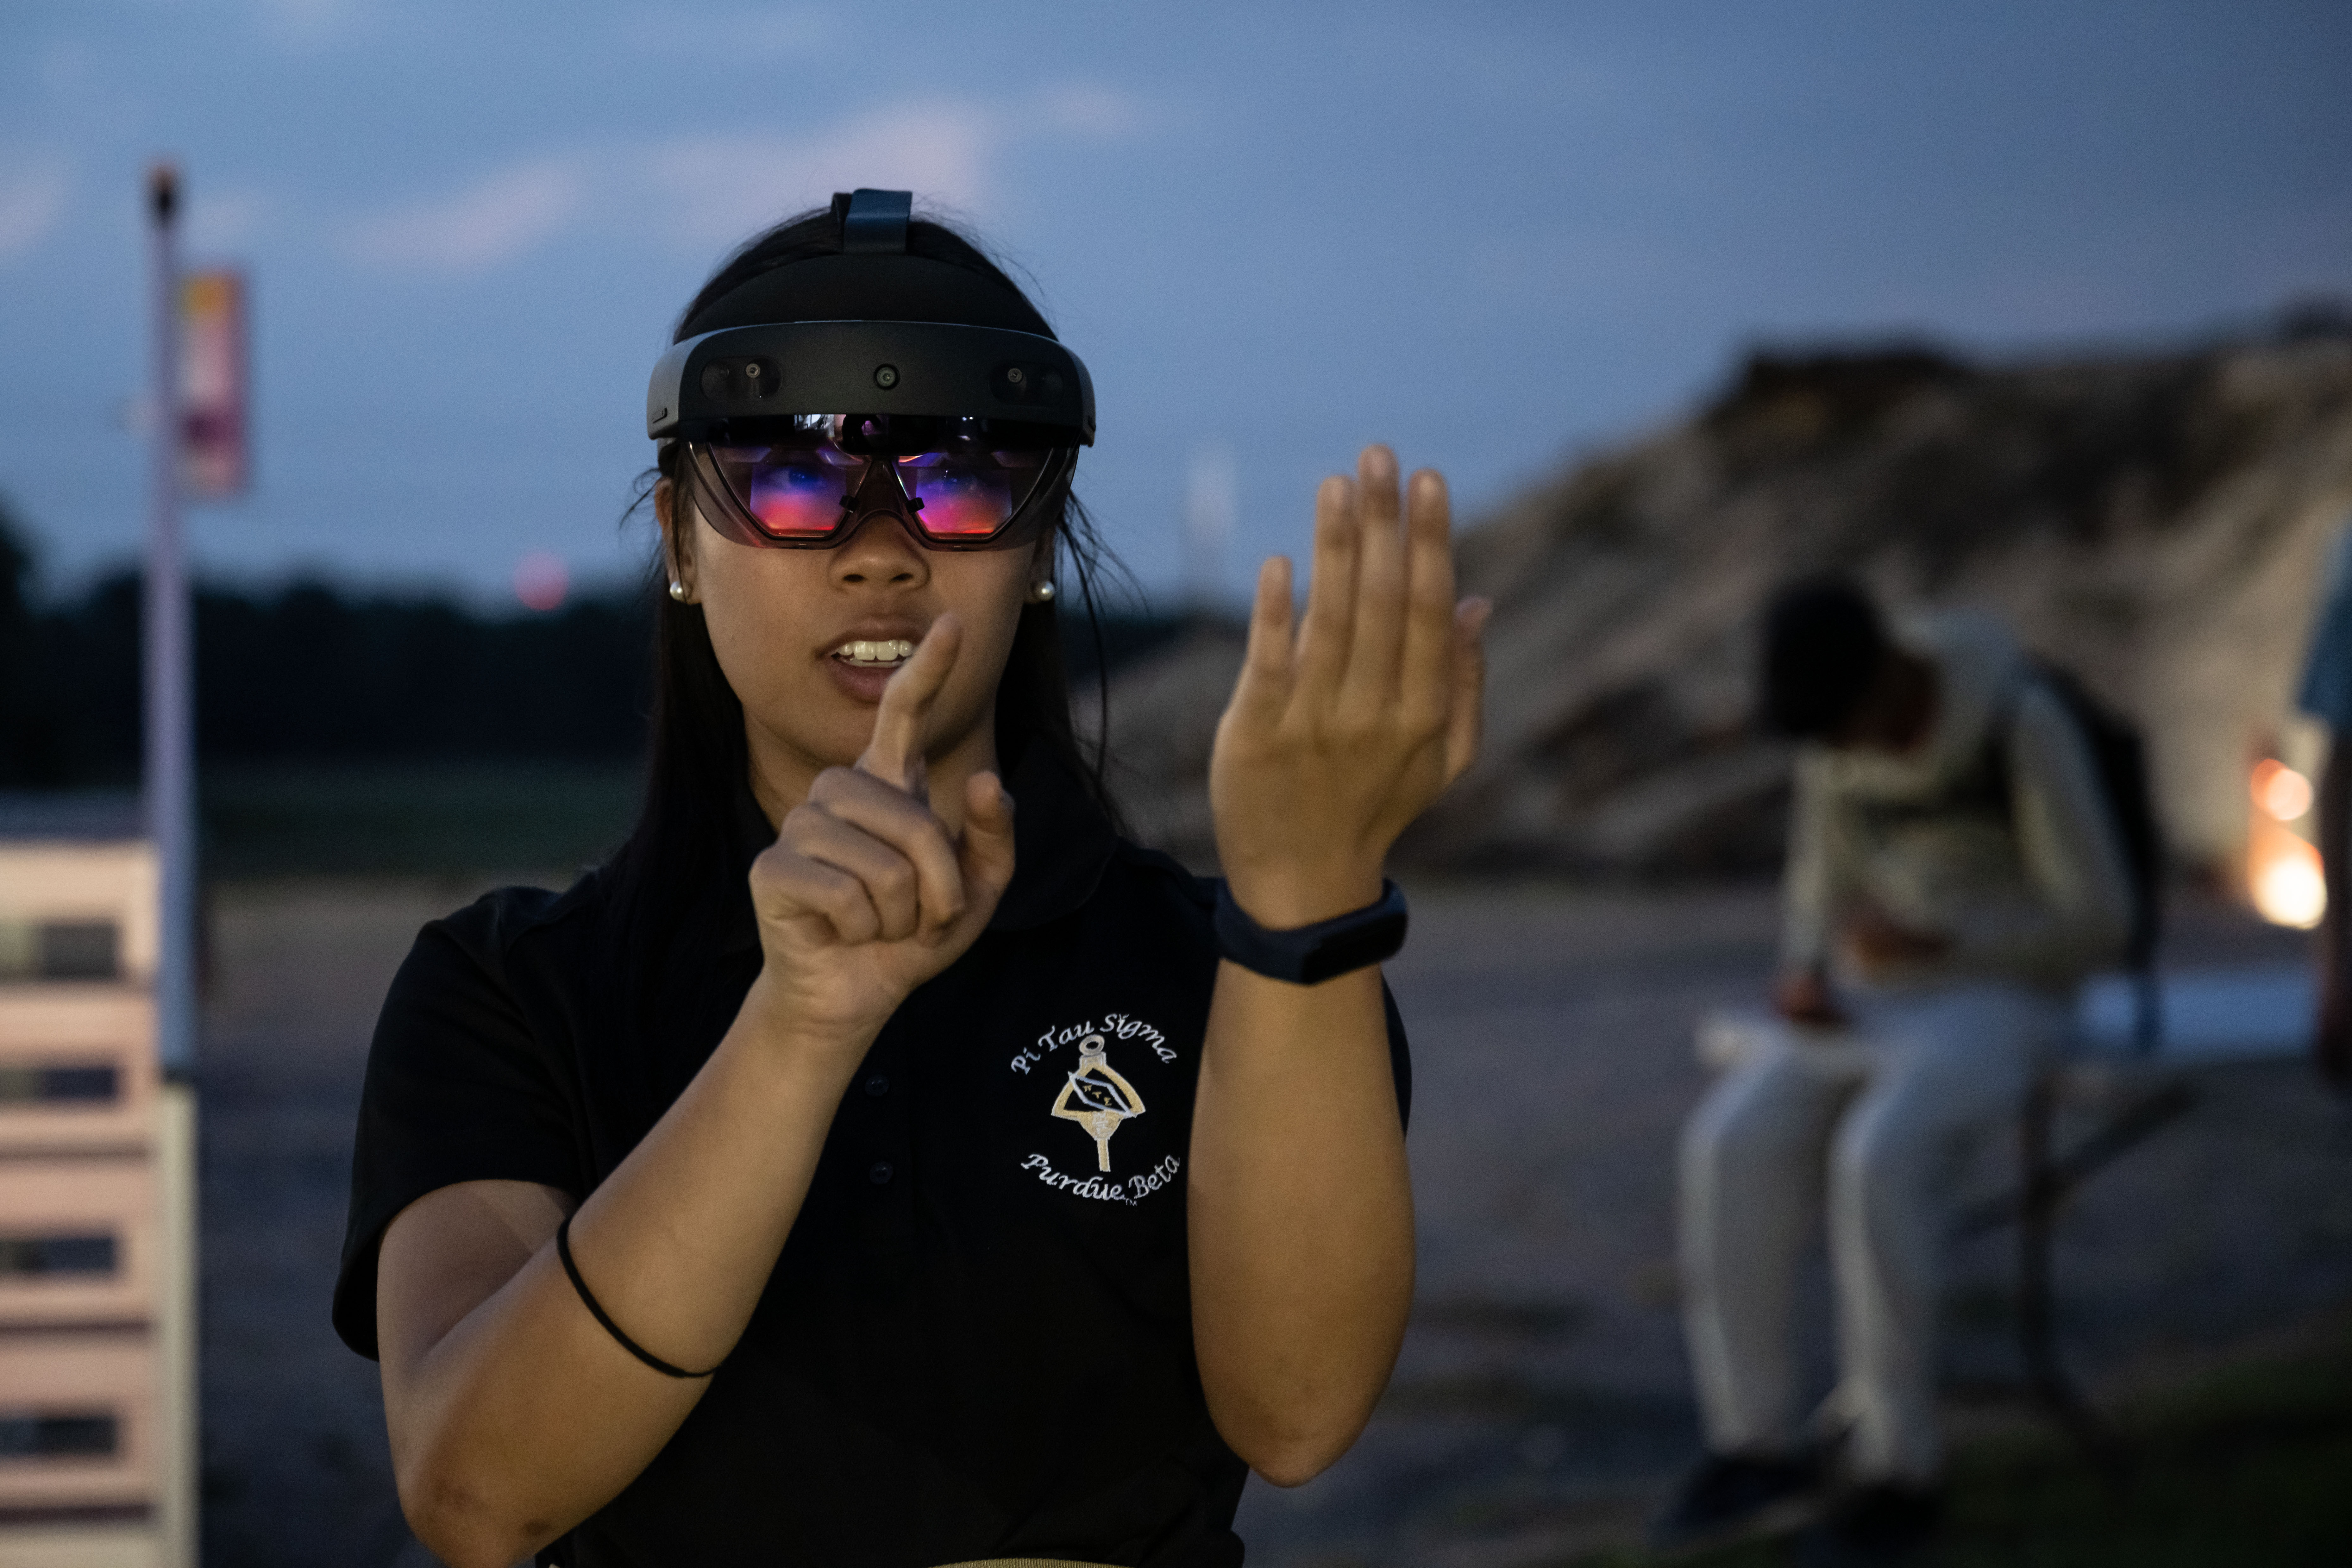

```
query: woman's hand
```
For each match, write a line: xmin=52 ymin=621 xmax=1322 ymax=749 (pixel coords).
xmin=747 ymin=616 xmax=1017 ymax=1047
xmin=1210 ymin=445 xmax=1489 ymax=926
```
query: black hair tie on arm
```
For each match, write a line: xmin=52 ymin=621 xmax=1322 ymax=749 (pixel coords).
xmin=555 ymin=1215 xmax=721 ymax=1379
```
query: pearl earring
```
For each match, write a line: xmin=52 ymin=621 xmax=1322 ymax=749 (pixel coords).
xmin=668 ymin=580 xmax=689 ymax=602
xmin=1028 ymin=580 xmax=1056 ymax=603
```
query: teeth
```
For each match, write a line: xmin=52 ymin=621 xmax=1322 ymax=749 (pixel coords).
xmin=836 ymin=638 xmax=913 ymax=665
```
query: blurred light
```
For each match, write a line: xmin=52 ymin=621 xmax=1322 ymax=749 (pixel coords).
xmin=2250 ymin=757 xmax=2314 ymax=822
xmin=2249 ymin=814 xmax=2326 ymax=930
xmin=513 ymin=552 xmax=567 ymax=612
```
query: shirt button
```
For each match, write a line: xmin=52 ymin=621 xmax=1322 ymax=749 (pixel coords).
xmin=869 ymin=1160 xmax=895 ymax=1186
xmin=864 ymin=1072 xmax=891 ymax=1098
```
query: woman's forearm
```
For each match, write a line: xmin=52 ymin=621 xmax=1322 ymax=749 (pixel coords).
xmin=1186 ymin=960 xmax=1414 ymax=1487
xmin=380 ymin=976 xmax=868 ymax=1567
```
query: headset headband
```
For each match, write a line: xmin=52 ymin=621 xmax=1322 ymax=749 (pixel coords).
xmin=651 ymin=190 xmax=1092 ymax=445
xmin=681 ymin=190 xmax=1052 ymax=340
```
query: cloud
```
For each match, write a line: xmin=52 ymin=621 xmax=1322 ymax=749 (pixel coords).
xmin=336 ymin=98 xmax=1011 ymax=273
xmin=343 ymin=158 xmax=587 ymax=271
xmin=0 ymin=157 xmax=70 ymax=263
xmin=642 ymin=103 xmax=999 ymax=247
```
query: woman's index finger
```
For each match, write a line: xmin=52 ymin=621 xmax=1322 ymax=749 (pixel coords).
xmin=856 ymin=615 xmax=962 ymax=793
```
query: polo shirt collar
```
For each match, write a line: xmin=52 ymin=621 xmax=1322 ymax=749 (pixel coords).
xmin=716 ymin=740 xmax=1117 ymax=955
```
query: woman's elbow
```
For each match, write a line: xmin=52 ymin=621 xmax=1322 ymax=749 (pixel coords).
xmin=1224 ymin=1406 xmax=1374 ymax=1489
xmin=396 ymin=1445 xmax=549 ymax=1568
xmin=1245 ymin=1440 xmax=1350 ymax=1490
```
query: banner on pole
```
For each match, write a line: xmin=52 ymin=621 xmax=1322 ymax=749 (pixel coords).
xmin=179 ymin=270 xmax=247 ymax=498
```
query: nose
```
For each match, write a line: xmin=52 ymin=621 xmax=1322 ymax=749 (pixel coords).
xmin=831 ymin=471 xmax=930 ymax=589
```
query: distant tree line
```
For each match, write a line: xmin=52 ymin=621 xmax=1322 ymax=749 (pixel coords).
xmin=0 ymin=560 xmax=654 ymax=787
xmin=0 ymin=500 xmax=1191 ymax=789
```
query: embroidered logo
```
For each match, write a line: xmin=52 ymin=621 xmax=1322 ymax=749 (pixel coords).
xmin=1050 ymin=1033 xmax=1145 ymax=1171
xmin=1010 ymin=1012 xmax=1177 ymax=1077
xmin=1021 ymin=1151 xmax=1179 ymax=1206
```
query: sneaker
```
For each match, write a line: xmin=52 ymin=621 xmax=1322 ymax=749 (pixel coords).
xmin=1647 ymin=1447 xmax=1830 ymax=1552
xmin=1792 ymin=1481 xmax=1943 ymax=1567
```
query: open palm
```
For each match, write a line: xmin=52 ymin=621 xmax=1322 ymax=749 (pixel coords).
xmin=1209 ymin=446 xmax=1488 ymax=928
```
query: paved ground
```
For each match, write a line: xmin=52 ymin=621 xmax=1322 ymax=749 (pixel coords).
xmin=198 ymin=879 xmax=467 ymax=1568
xmin=193 ymin=878 xmax=2352 ymax=1566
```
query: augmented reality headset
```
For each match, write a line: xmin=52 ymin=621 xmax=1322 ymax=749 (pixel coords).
xmin=646 ymin=190 xmax=1094 ymax=552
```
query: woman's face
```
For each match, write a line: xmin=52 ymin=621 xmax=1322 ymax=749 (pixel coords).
xmin=659 ymin=473 xmax=1044 ymax=814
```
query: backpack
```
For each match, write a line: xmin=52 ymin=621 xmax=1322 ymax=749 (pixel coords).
xmin=1991 ymin=660 xmax=2166 ymax=1048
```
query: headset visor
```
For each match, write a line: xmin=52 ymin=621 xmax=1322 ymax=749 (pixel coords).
xmin=687 ymin=413 xmax=1069 ymax=551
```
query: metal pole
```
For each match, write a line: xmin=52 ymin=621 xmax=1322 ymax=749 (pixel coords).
xmin=145 ymin=163 xmax=195 ymax=1077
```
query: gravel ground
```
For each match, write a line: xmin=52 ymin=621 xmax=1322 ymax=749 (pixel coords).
xmin=193 ymin=878 xmax=2352 ymax=1567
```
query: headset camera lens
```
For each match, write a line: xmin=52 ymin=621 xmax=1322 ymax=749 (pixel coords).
xmin=874 ymin=364 xmax=900 ymax=390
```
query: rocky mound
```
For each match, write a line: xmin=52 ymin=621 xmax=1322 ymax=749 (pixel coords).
xmin=1098 ymin=324 xmax=2352 ymax=878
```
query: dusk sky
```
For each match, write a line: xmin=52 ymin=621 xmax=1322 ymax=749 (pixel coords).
xmin=2 ymin=1 xmax=2347 ymax=609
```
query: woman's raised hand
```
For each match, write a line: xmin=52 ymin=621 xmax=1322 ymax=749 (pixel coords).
xmin=1209 ymin=445 xmax=1489 ymax=928
xmin=746 ymin=616 xmax=1017 ymax=1046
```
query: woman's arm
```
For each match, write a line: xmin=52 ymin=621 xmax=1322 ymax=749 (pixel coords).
xmin=1189 ymin=964 xmax=1409 ymax=1485
xmin=376 ymin=623 xmax=1016 ymax=1568
xmin=1189 ymin=446 xmax=1486 ymax=1485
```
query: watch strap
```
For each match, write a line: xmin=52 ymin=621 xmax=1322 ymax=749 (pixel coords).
xmin=1213 ymin=879 xmax=1409 ymax=986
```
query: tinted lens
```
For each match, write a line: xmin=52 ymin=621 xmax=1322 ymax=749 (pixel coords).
xmin=709 ymin=444 xmax=860 ymax=541
xmin=694 ymin=423 xmax=1066 ymax=549
xmin=900 ymin=451 xmax=1039 ymax=539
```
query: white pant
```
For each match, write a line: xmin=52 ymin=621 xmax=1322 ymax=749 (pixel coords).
xmin=1677 ymin=985 xmax=2067 ymax=1481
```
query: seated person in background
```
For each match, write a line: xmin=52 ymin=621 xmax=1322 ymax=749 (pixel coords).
xmin=1653 ymin=578 xmax=2133 ymax=1565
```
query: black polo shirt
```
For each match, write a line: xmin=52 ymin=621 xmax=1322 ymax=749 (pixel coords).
xmin=334 ymin=746 xmax=1410 ymax=1568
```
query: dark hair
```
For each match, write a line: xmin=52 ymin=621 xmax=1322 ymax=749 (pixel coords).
xmin=1759 ymin=575 xmax=1889 ymax=740
xmin=606 ymin=205 xmax=1125 ymax=986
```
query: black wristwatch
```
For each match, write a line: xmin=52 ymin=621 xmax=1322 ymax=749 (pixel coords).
xmin=1213 ymin=880 xmax=1409 ymax=985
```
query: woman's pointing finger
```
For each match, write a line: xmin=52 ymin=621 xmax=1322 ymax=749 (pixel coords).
xmin=857 ymin=615 xmax=962 ymax=796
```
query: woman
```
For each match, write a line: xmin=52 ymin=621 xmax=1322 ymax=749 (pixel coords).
xmin=334 ymin=195 xmax=1488 ymax=1568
